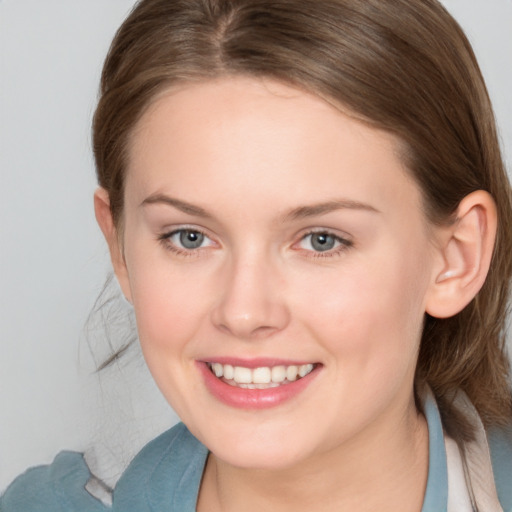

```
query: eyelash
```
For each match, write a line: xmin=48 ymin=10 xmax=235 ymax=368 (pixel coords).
xmin=295 ymin=230 xmax=353 ymax=259
xmin=157 ymin=228 xmax=353 ymax=258
xmin=157 ymin=227 xmax=213 ymax=257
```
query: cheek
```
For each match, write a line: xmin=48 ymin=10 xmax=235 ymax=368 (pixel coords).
xmin=124 ymin=257 xmax=216 ymax=415
xmin=124 ymin=247 xmax=214 ymax=358
xmin=293 ymin=246 xmax=429 ymax=364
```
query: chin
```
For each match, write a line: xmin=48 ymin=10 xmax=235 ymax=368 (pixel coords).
xmin=213 ymin=442 xmax=310 ymax=471
xmin=193 ymin=418 xmax=317 ymax=471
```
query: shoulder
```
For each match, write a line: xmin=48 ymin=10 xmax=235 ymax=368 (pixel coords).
xmin=1 ymin=451 xmax=107 ymax=512
xmin=1 ymin=424 xmax=207 ymax=512
xmin=488 ymin=423 xmax=512 ymax=511
xmin=113 ymin=422 xmax=208 ymax=511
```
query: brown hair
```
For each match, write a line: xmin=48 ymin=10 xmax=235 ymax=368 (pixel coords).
xmin=93 ymin=0 xmax=512 ymax=432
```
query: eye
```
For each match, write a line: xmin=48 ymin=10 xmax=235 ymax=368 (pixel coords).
xmin=297 ymin=231 xmax=352 ymax=255
xmin=159 ymin=228 xmax=214 ymax=253
xmin=305 ymin=233 xmax=338 ymax=252
xmin=174 ymin=229 xmax=206 ymax=249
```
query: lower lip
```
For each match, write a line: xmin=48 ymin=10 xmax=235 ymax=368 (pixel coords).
xmin=197 ymin=362 xmax=320 ymax=410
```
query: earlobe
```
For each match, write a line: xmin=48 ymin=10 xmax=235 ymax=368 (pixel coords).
xmin=425 ymin=190 xmax=497 ymax=319
xmin=94 ymin=188 xmax=133 ymax=303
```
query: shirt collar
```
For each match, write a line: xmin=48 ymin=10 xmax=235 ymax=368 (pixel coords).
xmin=421 ymin=389 xmax=448 ymax=512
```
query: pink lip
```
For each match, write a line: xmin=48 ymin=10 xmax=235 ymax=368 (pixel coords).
xmin=197 ymin=360 xmax=321 ymax=410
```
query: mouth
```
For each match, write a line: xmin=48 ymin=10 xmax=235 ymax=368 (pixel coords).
xmin=206 ymin=362 xmax=316 ymax=389
xmin=199 ymin=359 xmax=320 ymax=409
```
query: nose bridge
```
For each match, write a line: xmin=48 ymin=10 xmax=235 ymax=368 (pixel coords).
xmin=211 ymin=243 xmax=289 ymax=339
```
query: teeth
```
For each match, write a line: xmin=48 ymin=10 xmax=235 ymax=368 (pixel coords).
xmin=286 ymin=365 xmax=298 ymax=382
xmin=299 ymin=364 xmax=314 ymax=377
xmin=212 ymin=363 xmax=223 ymax=378
xmin=236 ymin=382 xmax=281 ymax=389
xmin=271 ymin=365 xmax=286 ymax=383
xmin=233 ymin=366 xmax=252 ymax=384
xmin=223 ymin=364 xmax=234 ymax=380
xmin=208 ymin=362 xmax=315 ymax=387
xmin=253 ymin=367 xmax=271 ymax=384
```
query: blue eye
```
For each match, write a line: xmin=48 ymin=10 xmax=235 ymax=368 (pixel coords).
xmin=298 ymin=231 xmax=351 ymax=255
xmin=308 ymin=233 xmax=338 ymax=252
xmin=175 ymin=229 xmax=205 ymax=249
xmin=159 ymin=228 xmax=214 ymax=253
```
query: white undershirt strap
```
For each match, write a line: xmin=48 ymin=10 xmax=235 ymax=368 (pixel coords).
xmin=445 ymin=436 xmax=473 ymax=512
xmin=446 ymin=392 xmax=503 ymax=512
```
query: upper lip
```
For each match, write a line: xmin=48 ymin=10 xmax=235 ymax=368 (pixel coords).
xmin=199 ymin=357 xmax=318 ymax=368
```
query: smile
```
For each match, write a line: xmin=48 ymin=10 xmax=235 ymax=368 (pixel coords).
xmin=207 ymin=362 xmax=315 ymax=389
xmin=199 ymin=360 xmax=321 ymax=409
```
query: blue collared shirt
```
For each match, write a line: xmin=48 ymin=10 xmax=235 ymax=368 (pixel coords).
xmin=2 ymin=394 xmax=511 ymax=511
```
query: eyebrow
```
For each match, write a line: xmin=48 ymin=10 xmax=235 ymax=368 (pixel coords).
xmin=282 ymin=199 xmax=379 ymax=221
xmin=141 ymin=194 xmax=211 ymax=218
xmin=141 ymin=194 xmax=378 ymax=221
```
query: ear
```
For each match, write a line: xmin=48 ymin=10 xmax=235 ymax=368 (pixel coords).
xmin=425 ymin=190 xmax=497 ymax=319
xmin=94 ymin=188 xmax=133 ymax=303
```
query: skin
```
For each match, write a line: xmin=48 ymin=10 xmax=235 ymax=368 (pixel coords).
xmin=95 ymin=77 xmax=497 ymax=511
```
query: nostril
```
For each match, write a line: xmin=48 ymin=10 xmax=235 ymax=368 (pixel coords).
xmin=215 ymin=321 xmax=280 ymax=339
xmin=250 ymin=325 xmax=280 ymax=338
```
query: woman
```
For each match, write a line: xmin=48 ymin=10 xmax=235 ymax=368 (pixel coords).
xmin=3 ymin=0 xmax=511 ymax=510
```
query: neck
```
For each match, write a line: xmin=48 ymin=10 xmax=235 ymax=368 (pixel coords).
xmin=197 ymin=400 xmax=429 ymax=512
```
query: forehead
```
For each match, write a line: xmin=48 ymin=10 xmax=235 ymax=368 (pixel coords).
xmin=125 ymin=77 xmax=424 ymax=221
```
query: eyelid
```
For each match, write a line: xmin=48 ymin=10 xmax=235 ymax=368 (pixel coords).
xmin=158 ymin=224 xmax=208 ymax=238
xmin=157 ymin=225 xmax=218 ymax=255
xmin=293 ymin=228 xmax=353 ymax=257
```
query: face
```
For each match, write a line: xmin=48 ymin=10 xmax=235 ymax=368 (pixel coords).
xmin=113 ymin=77 xmax=440 ymax=470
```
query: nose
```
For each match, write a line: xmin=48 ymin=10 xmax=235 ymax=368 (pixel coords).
xmin=211 ymin=251 xmax=290 ymax=340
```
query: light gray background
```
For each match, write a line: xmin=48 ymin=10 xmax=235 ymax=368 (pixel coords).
xmin=1 ymin=0 xmax=511 ymax=490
